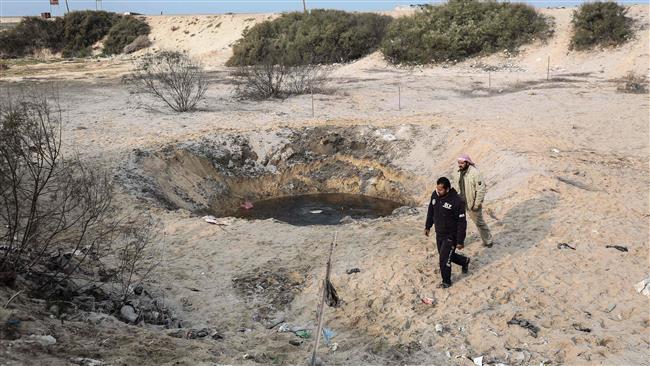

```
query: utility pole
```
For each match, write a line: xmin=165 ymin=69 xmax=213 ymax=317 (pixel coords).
xmin=302 ymin=0 xmax=307 ymax=13
xmin=64 ymin=0 xmax=70 ymax=13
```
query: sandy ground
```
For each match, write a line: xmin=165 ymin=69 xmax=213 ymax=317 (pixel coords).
xmin=0 ymin=5 xmax=649 ymax=366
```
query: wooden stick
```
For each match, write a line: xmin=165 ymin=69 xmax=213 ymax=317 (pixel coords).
xmin=311 ymin=86 xmax=315 ymax=118
xmin=4 ymin=290 xmax=24 ymax=308
xmin=310 ymin=232 xmax=337 ymax=366
xmin=398 ymin=85 xmax=401 ymax=111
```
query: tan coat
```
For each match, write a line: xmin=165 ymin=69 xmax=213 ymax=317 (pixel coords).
xmin=452 ymin=165 xmax=486 ymax=210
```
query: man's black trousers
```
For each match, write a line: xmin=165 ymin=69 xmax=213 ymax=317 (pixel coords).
xmin=436 ymin=235 xmax=469 ymax=285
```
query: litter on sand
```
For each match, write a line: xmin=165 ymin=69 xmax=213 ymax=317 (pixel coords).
xmin=325 ymin=279 xmax=341 ymax=307
xmin=507 ymin=316 xmax=540 ymax=338
xmin=294 ymin=330 xmax=311 ymax=339
xmin=635 ymin=276 xmax=650 ymax=297
xmin=557 ymin=242 xmax=576 ymax=250
xmin=573 ymin=323 xmax=591 ymax=332
xmin=240 ymin=200 xmax=254 ymax=210
xmin=322 ymin=327 xmax=336 ymax=345
xmin=346 ymin=268 xmax=361 ymax=274
xmin=605 ymin=245 xmax=628 ymax=252
xmin=202 ymin=215 xmax=220 ymax=224
xmin=421 ymin=296 xmax=435 ymax=305
xmin=310 ymin=210 xmax=323 ymax=214
xmin=473 ymin=355 xmax=484 ymax=366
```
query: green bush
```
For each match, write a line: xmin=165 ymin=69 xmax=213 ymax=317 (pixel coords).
xmin=0 ymin=17 xmax=64 ymax=58
xmin=0 ymin=11 xmax=150 ymax=59
xmin=61 ymin=11 xmax=121 ymax=57
xmin=103 ymin=16 xmax=150 ymax=55
xmin=227 ymin=9 xmax=392 ymax=66
xmin=570 ymin=2 xmax=633 ymax=51
xmin=381 ymin=0 xmax=552 ymax=64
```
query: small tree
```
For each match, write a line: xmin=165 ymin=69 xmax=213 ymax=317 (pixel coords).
xmin=232 ymin=63 xmax=328 ymax=100
xmin=126 ymin=51 xmax=208 ymax=112
xmin=0 ymin=92 xmax=114 ymax=289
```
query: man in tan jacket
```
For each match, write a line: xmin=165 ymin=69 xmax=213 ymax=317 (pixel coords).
xmin=452 ymin=154 xmax=493 ymax=248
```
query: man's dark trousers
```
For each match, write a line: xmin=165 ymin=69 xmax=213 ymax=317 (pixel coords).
xmin=436 ymin=234 xmax=469 ymax=285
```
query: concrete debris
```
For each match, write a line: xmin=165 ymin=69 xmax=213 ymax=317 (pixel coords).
xmin=119 ymin=304 xmax=138 ymax=324
xmin=168 ymin=328 xmax=223 ymax=340
xmin=28 ymin=334 xmax=57 ymax=346
xmin=391 ymin=206 xmax=419 ymax=216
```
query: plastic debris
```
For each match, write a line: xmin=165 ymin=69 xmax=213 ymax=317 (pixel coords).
xmin=322 ymin=327 xmax=336 ymax=344
xmin=473 ymin=356 xmax=484 ymax=366
xmin=421 ymin=296 xmax=435 ymax=305
xmin=435 ymin=323 xmax=444 ymax=333
xmin=557 ymin=242 xmax=575 ymax=250
xmin=573 ymin=323 xmax=591 ymax=333
xmin=604 ymin=303 xmax=616 ymax=313
xmin=507 ymin=316 xmax=540 ymax=338
xmin=241 ymin=200 xmax=254 ymax=210
xmin=295 ymin=330 xmax=311 ymax=339
xmin=605 ymin=245 xmax=628 ymax=252
xmin=346 ymin=268 xmax=361 ymax=275
xmin=202 ymin=215 xmax=236 ymax=226
xmin=329 ymin=342 xmax=338 ymax=352
xmin=325 ymin=279 xmax=340 ymax=307
xmin=635 ymin=276 xmax=650 ymax=297
xmin=310 ymin=210 xmax=323 ymax=214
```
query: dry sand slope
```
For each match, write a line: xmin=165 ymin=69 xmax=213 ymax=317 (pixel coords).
xmin=0 ymin=5 xmax=649 ymax=366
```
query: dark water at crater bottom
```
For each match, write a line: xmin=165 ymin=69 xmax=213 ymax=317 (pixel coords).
xmin=230 ymin=193 xmax=404 ymax=226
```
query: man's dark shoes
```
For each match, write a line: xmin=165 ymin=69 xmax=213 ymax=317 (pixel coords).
xmin=437 ymin=282 xmax=451 ymax=289
xmin=462 ymin=258 xmax=470 ymax=274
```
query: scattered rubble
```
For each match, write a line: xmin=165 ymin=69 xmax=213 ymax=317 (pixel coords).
xmin=168 ymin=328 xmax=223 ymax=340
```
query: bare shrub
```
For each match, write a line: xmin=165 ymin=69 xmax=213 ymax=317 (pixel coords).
xmin=232 ymin=63 xmax=328 ymax=100
xmin=617 ymin=72 xmax=648 ymax=94
xmin=126 ymin=51 xmax=208 ymax=112
xmin=0 ymin=92 xmax=115 ymax=289
xmin=111 ymin=216 xmax=163 ymax=302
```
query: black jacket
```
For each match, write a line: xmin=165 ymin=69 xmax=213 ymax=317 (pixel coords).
xmin=425 ymin=188 xmax=467 ymax=244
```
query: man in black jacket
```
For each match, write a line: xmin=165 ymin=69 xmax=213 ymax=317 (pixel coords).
xmin=424 ymin=177 xmax=470 ymax=288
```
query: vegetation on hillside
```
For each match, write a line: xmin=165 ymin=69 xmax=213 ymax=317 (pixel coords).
xmin=570 ymin=2 xmax=633 ymax=51
xmin=227 ymin=9 xmax=392 ymax=66
xmin=0 ymin=11 xmax=150 ymax=58
xmin=381 ymin=0 xmax=553 ymax=64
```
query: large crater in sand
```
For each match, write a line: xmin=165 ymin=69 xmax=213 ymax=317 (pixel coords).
xmin=118 ymin=125 xmax=439 ymax=223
